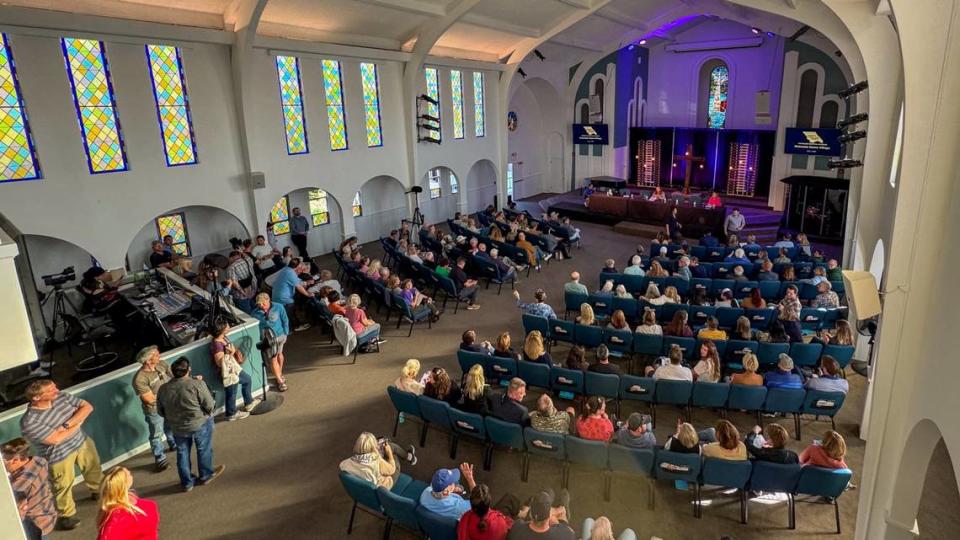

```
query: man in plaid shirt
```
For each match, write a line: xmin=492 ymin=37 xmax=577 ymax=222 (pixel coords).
xmin=777 ymin=284 xmax=804 ymax=342
xmin=3 ymin=437 xmax=56 ymax=539
xmin=513 ymin=288 xmax=557 ymax=319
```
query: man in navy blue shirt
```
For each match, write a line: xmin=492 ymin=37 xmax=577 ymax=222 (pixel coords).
xmin=764 ymin=354 xmax=804 ymax=389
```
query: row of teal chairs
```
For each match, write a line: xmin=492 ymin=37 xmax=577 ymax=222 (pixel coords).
xmin=587 ymin=274 xmax=845 ymax=303
xmin=385 ymin=388 xmax=852 ymax=534
xmin=456 ymin=350 xmax=845 ymax=438
xmin=338 ymin=471 xmax=457 ymax=540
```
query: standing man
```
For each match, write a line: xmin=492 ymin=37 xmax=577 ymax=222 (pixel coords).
xmin=226 ymin=250 xmax=258 ymax=313
xmin=157 ymin=358 xmax=225 ymax=492
xmin=271 ymin=258 xmax=314 ymax=332
xmin=666 ymin=206 xmax=683 ymax=242
xmin=132 ymin=346 xmax=176 ymax=473
xmin=724 ymin=208 xmax=746 ymax=242
xmin=2 ymin=437 xmax=57 ymax=539
xmin=776 ymin=284 xmax=804 ymax=343
xmin=19 ymin=380 xmax=102 ymax=530
xmin=290 ymin=207 xmax=310 ymax=261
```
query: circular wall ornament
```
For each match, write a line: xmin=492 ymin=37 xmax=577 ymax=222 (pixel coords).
xmin=507 ymin=111 xmax=519 ymax=131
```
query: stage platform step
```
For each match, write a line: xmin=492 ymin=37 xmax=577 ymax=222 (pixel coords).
xmin=613 ymin=221 xmax=663 ymax=237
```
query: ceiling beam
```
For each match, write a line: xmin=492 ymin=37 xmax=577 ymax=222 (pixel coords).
xmin=426 ymin=46 xmax=501 ymax=64
xmin=551 ymin=0 xmax=593 ymax=9
xmin=461 ymin=13 xmax=542 ymax=38
xmin=256 ymin=21 xmax=401 ymax=50
xmin=593 ymin=5 xmax=650 ymax=30
xmin=353 ymin=0 xmax=446 ymax=17
xmin=547 ymin=35 xmax=605 ymax=52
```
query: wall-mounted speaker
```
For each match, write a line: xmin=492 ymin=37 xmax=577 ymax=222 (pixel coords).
xmin=755 ymin=91 xmax=771 ymax=125
xmin=250 ymin=171 xmax=266 ymax=190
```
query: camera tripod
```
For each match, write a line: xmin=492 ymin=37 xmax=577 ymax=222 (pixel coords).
xmin=40 ymin=283 xmax=79 ymax=346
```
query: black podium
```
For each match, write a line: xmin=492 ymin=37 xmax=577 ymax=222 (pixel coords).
xmin=780 ymin=175 xmax=849 ymax=243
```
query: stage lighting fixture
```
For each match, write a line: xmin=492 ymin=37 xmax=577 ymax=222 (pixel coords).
xmin=839 ymin=80 xmax=868 ymax=99
xmin=518 ymin=67 xmax=527 ymax=79
xmin=534 ymin=49 xmax=545 ymax=61
xmin=751 ymin=27 xmax=761 ymax=34
xmin=627 ymin=44 xmax=635 ymax=50
xmin=418 ymin=94 xmax=439 ymax=106
xmin=837 ymin=113 xmax=869 ymax=129
xmin=828 ymin=158 xmax=863 ymax=169
xmin=766 ymin=31 xmax=775 ymax=38
xmin=639 ymin=39 xmax=648 ymax=45
xmin=838 ymin=130 xmax=867 ymax=144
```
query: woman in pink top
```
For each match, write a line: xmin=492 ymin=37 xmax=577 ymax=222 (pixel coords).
xmin=345 ymin=294 xmax=381 ymax=342
xmin=800 ymin=430 xmax=848 ymax=469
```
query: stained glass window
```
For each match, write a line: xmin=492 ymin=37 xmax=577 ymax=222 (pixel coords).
xmin=428 ymin=168 xmax=441 ymax=199
xmin=322 ymin=59 xmax=347 ymax=151
xmin=450 ymin=70 xmax=464 ymax=139
xmin=156 ymin=213 xmax=190 ymax=256
xmin=276 ymin=55 xmax=308 ymax=155
xmin=360 ymin=62 xmax=382 ymax=148
xmin=450 ymin=173 xmax=458 ymax=194
xmin=424 ymin=67 xmax=441 ymax=142
xmin=506 ymin=162 xmax=514 ymax=199
xmin=61 ymin=37 xmax=128 ymax=174
xmin=473 ymin=72 xmax=485 ymax=138
xmin=146 ymin=44 xmax=197 ymax=166
xmin=0 ymin=33 xmax=40 ymax=182
xmin=308 ymin=189 xmax=329 ymax=226
xmin=707 ymin=65 xmax=728 ymax=129
xmin=270 ymin=196 xmax=290 ymax=235
xmin=352 ymin=191 xmax=363 ymax=217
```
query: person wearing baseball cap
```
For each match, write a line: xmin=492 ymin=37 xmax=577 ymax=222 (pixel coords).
xmin=614 ymin=412 xmax=656 ymax=449
xmin=763 ymin=353 xmax=804 ymax=389
xmin=419 ymin=463 xmax=477 ymax=519
xmin=507 ymin=489 xmax=574 ymax=539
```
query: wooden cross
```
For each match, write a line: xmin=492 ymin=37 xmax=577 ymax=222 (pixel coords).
xmin=672 ymin=143 xmax=705 ymax=194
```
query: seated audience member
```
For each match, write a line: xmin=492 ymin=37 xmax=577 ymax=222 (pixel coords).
xmin=724 ymin=248 xmax=751 ymax=265
xmin=692 ymin=341 xmax=721 ymax=383
xmin=800 ymin=430 xmax=848 ymax=469
xmin=280 ymin=246 xmax=294 ymax=267
xmin=515 ymin=232 xmax=544 ymax=269
xmin=623 ymin=255 xmax=645 ymax=276
xmin=646 ymin=261 xmax=668 ymax=278
xmin=575 ymin=396 xmax=614 ymax=442
xmin=494 ymin=332 xmax=520 ymax=360
xmin=702 ymin=420 xmax=747 ymax=461
xmin=731 ymin=265 xmax=749 ymax=282
xmin=714 ymin=289 xmax=738 ymax=308
xmin=664 ymin=421 xmax=702 ymax=454
xmin=358 ymin=257 xmax=371 ymax=274
xmin=801 ymin=266 xmax=828 ymax=287
xmin=648 ymin=345 xmax=692 ymax=380
xmin=741 ymin=288 xmax=766 ymax=309
xmin=732 ymin=316 xmax=754 ymax=340
xmin=576 ymin=303 xmax=596 ymax=325
xmin=149 ymin=240 xmax=174 ymax=270
xmin=564 ymin=272 xmax=589 ymax=295
xmin=764 ymin=354 xmax=804 ymax=389
xmin=458 ymin=484 xmax=514 ymax=540
xmin=2 ymin=437 xmax=56 ymax=539
xmin=697 ymin=317 xmax=728 ymax=341
xmin=460 ymin=365 xmax=491 ymax=415
xmin=339 ymin=432 xmax=417 ymax=488
xmin=596 ymin=280 xmax=615 ymax=295
xmin=780 ymin=264 xmax=797 ymax=282
xmin=745 ymin=424 xmax=798 ymax=464
xmin=508 ymin=490 xmax=575 ymax=539
xmin=345 ymin=294 xmax=382 ymax=344
xmin=581 ymin=516 xmax=636 ymax=540
xmin=662 ymin=286 xmax=681 ymax=304
xmin=523 ymin=331 xmax=553 ymax=366
xmin=635 ymin=308 xmax=662 ymax=335
xmin=565 ymin=346 xmax=589 ymax=371
xmin=674 ymin=256 xmax=692 ymax=281
xmin=589 ymin=345 xmax=622 ymax=376
xmin=614 ymin=413 xmax=655 ymax=449
xmin=757 ymin=261 xmax=779 ymax=281
xmin=648 ymin=186 xmax=666 ymax=202
xmin=806 ymin=356 xmax=849 ymax=394
xmin=613 ymin=284 xmax=632 ymax=299
xmin=796 ymin=233 xmax=812 ymax=256
xmin=601 ymin=259 xmax=618 ymax=274
xmin=313 ymin=269 xmax=341 ymax=293
xmin=826 ymin=259 xmax=843 ymax=282
xmin=250 ymin=235 xmax=278 ymax=274
xmin=326 ymin=290 xmax=347 ymax=316
xmin=817 ymin=319 xmax=854 ymax=346
xmin=451 ymin=258 xmax=482 ymax=310
xmin=730 ymin=353 xmax=763 ymax=386
xmin=393 ymin=359 xmax=424 ymax=395
xmin=461 ymin=330 xmax=491 ymax=354
xmin=811 ymin=281 xmax=841 ymax=309
xmin=513 ymin=289 xmax=557 ymax=319
xmin=776 ymin=285 xmax=804 ymax=342
xmin=688 ymin=287 xmax=710 ymax=306
xmin=529 ymin=394 xmax=573 ymax=434
xmin=663 ymin=311 xmax=694 ymax=337
xmin=400 ymin=278 xmax=441 ymax=321
xmin=490 ymin=379 xmax=529 ymax=426
xmin=726 ymin=235 xmax=740 ymax=249
xmin=339 ymin=236 xmax=360 ymax=258
xmin=642 ymin=284 xmax=666 ymax=305
xmin=420 ymin=464 xmax=477 ymax=520
xmin=773 ymin=233 xmax=795 ymax=249
xmin=653 ymin=246 xmax=670 ymax=266
xmin=365 ymin=260 xmax=383 ymax=280
xmin=774 ymin=248 xmax=792 ymax=264
xmin=424 ymin=367 xmax=463 ymax=406
xmin=689 ymin=257 xmax=710 ymax=278
xmin=606 ymin=310 xmax=629 ymax=331
xmin=96 ymin=466 xmax=159 ymax=540
xmin=760 ymin=319 xmax=791 ymax=343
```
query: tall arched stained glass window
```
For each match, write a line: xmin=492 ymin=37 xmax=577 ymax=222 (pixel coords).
xmin=146 ymin=44 xmax=197 ymax=166
xmin=360 ymin=62 xmax=382 ymax=147
xmin=706 ymin=65 xmax=728 ymax=128
xmin=322 ymin=59 xmax=347 ymax=151
xmin=450 ymin=70 xmax=464 ymax=139
xmin=424 ymin=67 xmax=441 ymax=142
xmin=276 ymin=56 xmax=308 ymax=155
xmin=0 ymin=33 xmax=41 ymax=182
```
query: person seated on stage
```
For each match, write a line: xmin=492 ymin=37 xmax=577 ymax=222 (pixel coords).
xmin=811 ymin=281 xmax=841 ymax=309
xmin=614 ymin=284 xmax=632 ymax=299
xmin=773 ymin=233 xmax=795 ymax=249
xmin=674 ymin=256 xmax=692 ymax=281
xmin=757 ymin=260 xmax=779 ymax=281
xmin=646 ymin=260 xmax=668 ymax=278
xmin=513 ymin=289 xmax=556 ymax=319
xmin=649 ymin=186 xmax=666 ymax=202
xmin=623 ymin=255 xmax=645 ymax=276
xmin=781 ymin=264 xmax=797 ymax=282
xmin=724 ymin=248 xmax=751 ymax=265
xmin=663 ymin=311 xmax=694 ymax=338
xmin=714 ymin=288 xmax=739 ymax=308
xmin=774 ymin=247 xmax=792 ymax=264
xmin=583 ymin=182 xmax=596 ymax=198
xmin=707 ymin=191 xmax=723 ymax=209
xmin=826 ymin=259 xmax=843 ymax=282
xmin=689 ymin=256 xmax=710 ymax=279
xmin=149 ymin=240 xmax=174 ymax=269
xmin=731 ymin=265 xmax=749 ymax=282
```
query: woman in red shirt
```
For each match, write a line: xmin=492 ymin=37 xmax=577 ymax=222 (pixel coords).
xmin=457 ymin=484 xmax=513 ymax=540
xmin=575 ymin=396 xmax=614 ymax=441
xmin=97 ymin=466 xmax=159 ymax=540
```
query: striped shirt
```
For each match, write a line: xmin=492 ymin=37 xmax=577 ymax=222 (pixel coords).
xmin=10 ymin=456 xmax=57 ymax=534
xmin=20 ymin=393 xmax=86 ymax=465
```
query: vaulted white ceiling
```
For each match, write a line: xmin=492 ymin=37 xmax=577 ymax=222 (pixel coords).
xmin=0 ymin=0 xmax=807 ymax=63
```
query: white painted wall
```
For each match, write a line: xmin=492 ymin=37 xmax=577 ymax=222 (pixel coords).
xmin=417 ymin=167 xmax=459 ymax=226
xmin=465 ymin=159 xmax=497 ymax=213
xmin=355 ymin=175 xmax=407 ymax=243
xmin=125 ymin=205 xmax=251 ymax=270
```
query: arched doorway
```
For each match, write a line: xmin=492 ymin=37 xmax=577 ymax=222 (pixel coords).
xmin=266 ymin=189 xmax=345 ymax=258
xmin=126 ymin=205 xmax=250 ymax=271
xmin=509 ymin=77 xmax=565 ymax=197
xmin=418 ymin=166 xmax=460 ymax=226
xmin=354 ymin=175 xmax=407 ymax=243
xmin=465 ymin=159 xmax=497 ymax=213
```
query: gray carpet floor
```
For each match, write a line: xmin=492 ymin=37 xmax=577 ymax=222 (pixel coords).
xmin=58 ymin=221 xmax=871 ymax=540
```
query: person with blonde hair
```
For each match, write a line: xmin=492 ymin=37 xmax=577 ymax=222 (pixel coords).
xmin=664 ymin=420 xmax=702 ymax=453
xmin=800 ymin=430 xmax=848 ymax=469
xmin=339 ymin=432 xmax=417 ymax=489
xmin=730 ymin=353 xmax=763 ymax=386
xmin=251 ymin=292 xmax=290 ymax=392
xmin=581 ymin=516 xmax=637 ymax=540
xmin=459 ymin=365 xmax=490 ymax=415
xmin=393 ymin=359 xmax=424 ymax=395
xmin=635 ymin=308 xmax=662 ymax=335
xmin=643 ymin=283 xmax=663 ymax=304
xmin=96 ymin=466 xmax=158 ymax=539
xmin=576 ymin=303 xmax=595 ymax=325
xmin=663 ymin=286 xmax=681 ymax=304
xmin=733 ymin=316 xmax=753 ymax=340
xmin=523 ymin=331 xmax=553 ymax=366
xmin=493 ymin=331 xmax=520 ymax=360
xmin=614 ymin=284 xmax=632 ymax=299
xmin=646 ymin=260 xmax=668 ymax=277
xmin=702 ymin=420 xmax=747 ymax=460
xmin=345 ymin=293 xmax=383 ymax=344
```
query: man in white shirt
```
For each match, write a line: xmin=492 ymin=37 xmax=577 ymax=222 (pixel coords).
xmin=648 ymin=345 xmax=693 ymax=380
xmin=250 ymin=235 xmax=277 ymax=273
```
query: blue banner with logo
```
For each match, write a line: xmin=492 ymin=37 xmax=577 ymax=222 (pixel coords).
xmin=573 ymin=124 xmax=609 ymax=145
xmin=784 ymin=127 xmax=842 ymax=156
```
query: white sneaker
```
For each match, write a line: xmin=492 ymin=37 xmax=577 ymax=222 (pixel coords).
xmin=227 ymin=411 xmax=250 ymax=421
xmin=243 ymin=399 xmax=262 ymax=413
xmin=28 ymin=367 xmax=50 ymax=378
xmin=294 ymin=323 xmax=311 ymax=332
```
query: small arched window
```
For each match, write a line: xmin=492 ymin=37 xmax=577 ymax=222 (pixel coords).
xmin=579 ymin=103 xmax=590 ymax=124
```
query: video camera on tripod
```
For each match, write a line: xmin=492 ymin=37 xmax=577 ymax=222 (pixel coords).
xmin=41 ymin=266 xmax=76 ymax=288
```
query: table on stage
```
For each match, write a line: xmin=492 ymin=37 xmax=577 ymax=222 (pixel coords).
xmin=586 ymin=176 xmax=629 ymax=190
xmin=587 ymin=194 xmax=725 ymax=237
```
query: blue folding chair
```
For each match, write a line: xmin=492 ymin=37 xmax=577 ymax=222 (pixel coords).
xmin=711 ymin=279 xmax=735 ymax=297
xmin=724 ymin=340 xmax=758 ymax=371
xmin=633 ymin=333 xmax=663 ymax=358
xmin=585 ymin=371 xmax=621 ymax=416
xmin=716 ymin=307 xmax=744 ymax=329
xmin=762 ymin=387 xmax=806 ymax=440
xmin=387 ymin=386 xmax=422 ymax=439
xmin=795 ymin=466 xmax=854 ymax=534
xmin=758 ymin=342 xmax=790 ymax=368
xmin=789 ymin=342 xmax=824 ymax=368
xmin=799 ymin=308 xmax=827 ymax=332
xmin=415 ymin=506 xmax=458 ymax=540
xmin=565 ymin=436 xmax=610 ymax=496
xmin=666 ymin=276 xmax=690 ymax=297
xmin=659 ymin=303 xmax=686 ymax=325
xmin=701 ymin=458 xmax=753 ymax=523
xmin=589 ymin=293 xmax=613 ymax=319
xmin=653 ymin=380 xmax=693 ymax=425
xmin=522 ymin=313 xmax=550 ymax=338
xmin=392 ymin=293 xmax=433 ymax=336
xmin=377 ymin=487 xmax=420 ymax=539
xmin=726 ymin=384 xmax=768 ymax=425
xmin=690 ymin=278 xmax=712 ymax=296
xmin=748 ymin=462 xmax=803 ymax=529
xmin=799 ymin=390 xmax=847 ymax=436
xmin=576 ymin=324 xmax=603 ymax=349
xmin=549 ymin=318 xmax=576 ymax=345
xmin=619 ymin=374 xmax=655 ymax=414
xmin=339 ymin=471 xmax=384 ymax=534
xmin=564 ymin=291 xmax=588 ymax=319
xmin=484 ymin=416 xmax=525 ymax=471
xmin=612 ymin=296 xmax=639 ymax=322
xmin=417 ymin=395 xmax=453 ymax=447
xmin=487 ymin=356 xmax=518 ymax=385
xmin=822 ymin=345 xmax=855 ymax=373
xmin=621 ymin=274 xmax=645 ymax=294
xmin=549 ymin=366 xmax=584 ymax=399
xmin=734 ymin=281 xmax=759 ymax=299
xmin=448 ymin=408 xmax=487 ymax=460
xmin=603 ymin=328 xmax=633 ymax=359
xmin=653 ymin=450 xmax=702 ymax=516
xmin=662 ymin=336 xmax=696 ymax=361
xmin=458 ymin=350 xmax=489 ymax=380
xmin=607 ymin=445 xmax=655 ymax=507
xmin=518 ymin=360 xmax=551 ymax=391
xmin=690 ymin=382 xmax=730 ymax=413
xmin=799 ymin=282 xmax=819 ymax=301
xmin=745 ymin=308 xmax=774 ymax=330
xmin=759 ymin=280 xmax=781 ymax=301
xmin=523 ymin=427 xmax=568 ymax=483
xmin=689 ymin=305 xmax=716 ymax=328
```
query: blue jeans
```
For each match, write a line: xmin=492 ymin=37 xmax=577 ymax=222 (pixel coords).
xmin=173 ymin=417 xmax=214 ymax=489
xmin=144 ymin=412 xmax=174 ymax=462
xmin=224 ymin=370 xmax=253 ymax=417
xmin=234 ymin=297 xmax=254 ymax=314
xmin=357 ymin=323 xmax=381 ymax=342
